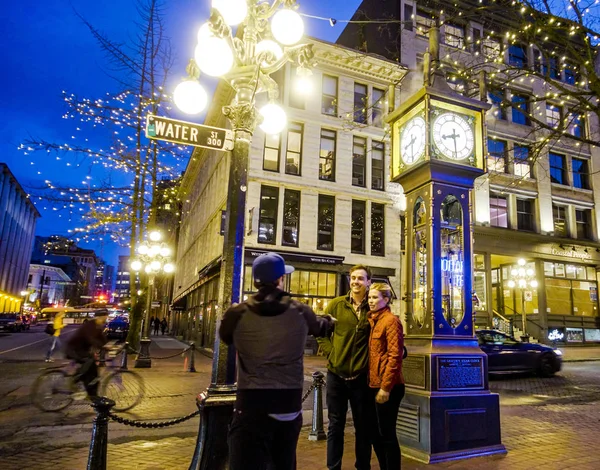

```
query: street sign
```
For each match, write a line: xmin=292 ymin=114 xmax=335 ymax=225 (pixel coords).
xmin=151 ymin=301 xmax=161 ymax=308
xmin=145 ymin=114 xmax=234 ymax=151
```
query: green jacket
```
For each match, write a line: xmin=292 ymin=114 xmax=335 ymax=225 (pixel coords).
xmin=317 ymin=292 xmax=370 ymax=379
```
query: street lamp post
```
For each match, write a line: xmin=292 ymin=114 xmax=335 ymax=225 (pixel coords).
xmin=174 ymin=1 xmax=313 ymax=468
xmin=19 ymin=290 xmax=28 ymax=315
xmin=130 ymin=229 xmax=175 ymax=368
xmin=507 ymin=258 xmax=538 ymax=342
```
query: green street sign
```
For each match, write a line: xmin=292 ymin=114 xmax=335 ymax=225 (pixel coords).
xmin=145 ymin=114 xmax=234 ymax=151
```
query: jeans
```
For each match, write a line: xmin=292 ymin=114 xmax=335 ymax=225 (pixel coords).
xmin=370 ymin=384 xmax=405 ymax=470
xmin=228 ymin=409 xmax=302 ymax=470
xmin=45 ymin=336 xmax=60 ymax=360
xmin=326 ymin=372 xmax=373 ymax=470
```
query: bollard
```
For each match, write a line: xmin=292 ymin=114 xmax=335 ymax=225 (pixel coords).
xmin=87 ymin=397 xmax=115 ymax=470
xmin=98 ymin=348 xmax=106 ymax=368
xmin=120 ymin=342 xmax=128 ymax=370
xmin=187 ymin=342 xmax=196 ymax=373
xmin=308 ymin=371 xmax=326 ymax=441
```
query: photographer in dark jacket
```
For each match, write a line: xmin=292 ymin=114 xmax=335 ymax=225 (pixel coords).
xmin=220 ymin=252 xmax=334 ymax=470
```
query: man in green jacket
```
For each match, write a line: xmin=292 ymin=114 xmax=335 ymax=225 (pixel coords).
xmin=317 ymin=264 xmax=372 ymax=470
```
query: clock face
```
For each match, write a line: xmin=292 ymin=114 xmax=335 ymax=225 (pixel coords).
xmin=432 ymin=112 xmax=474 ymax=160
xmin=400 ymin=116 xmax=426 ymax=164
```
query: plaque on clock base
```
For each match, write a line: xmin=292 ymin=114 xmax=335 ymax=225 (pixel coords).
xmin=397 ymin=338 xmax=506 ymax=463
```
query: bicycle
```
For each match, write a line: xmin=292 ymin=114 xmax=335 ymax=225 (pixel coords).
xmin=31 ymin=347 xmax=145 ymax=412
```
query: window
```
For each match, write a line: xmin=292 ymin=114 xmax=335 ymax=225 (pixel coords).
xmin=285 ymin=123 xmax=303 ymax=175
xmin=487 ymin=138 xmax=507 ymax=172
xmin=553 ymin=205 xmax=568 ymax=237
xmin=513 ymin=145 xmax=531 ymax=178
xmin=317 ymin=195 xmax=335 ymax=251
xmin=263 ymin=133 xmax=280 ymax=171
xmin=508 ymin=44 xmax=527 ymax=68
xmin=489 ymin=87 xmax=506 ymax=120
xmin=289 ymin=66 xmax=305 ymax=110
xmin=371 ymin=203 xmax=385 ymax=256
xmin=372 ymin=141 xmax=385 ymax=190
xmin=483 ymin=35 xmax=501 ymax=60
xmin=576 ymin=210 xmax=592 ymax=239
xmin=572 ymin=158 xmax=589 ymax=189
xmin=322 ymin=75 xmax=337 ymax=116
xmin=351 ymin=200 xmax=366 ymax=254
xmin=352 ymin=137 xmax=366 ymax=187
xmin=511 ymin=93 xmax=530 ymax=125
xmin=416 ymin=9 xmax=436 ymax=37
xmin=535 ymin=51 xmax=558 ymax=79
xmin=319 ymin=129 xmax=336 ymax=181
xmin=549 ymin=153 xmax=566 ymax=185
xmin=471 ymin=27 xmax=482 ymax=53
xmin=282 ymin=189 xmax=300 ymax=247
xmin=546 ymin=103 xmax=561 ymax=129
xmin=447 ymin=74 xmax=466 ymax=94
xmin=403 ymin=4 xmax=413 ymax=31
xmin=372 ymin=88 xmax=385 ymax=128
xmin=445 ymin=23 xmax=465 ymax=48
xmin=490 ymin=196 xmax=508 ymax=228
xmin=517 ymin=199 xmax=534 ymax=231
xmin=564 ymin=64 xmax=578 ymax=85
xmin=258 ymin=185 xmax=279 ymax=244
xmin=354 ymin=83 xmax=368 ymax=124
xmin=568 ymin=112 xmax=584 ymax=138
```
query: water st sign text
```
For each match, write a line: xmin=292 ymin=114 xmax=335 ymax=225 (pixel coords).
xmin=145 ymin=114 xmax=234 ymax=151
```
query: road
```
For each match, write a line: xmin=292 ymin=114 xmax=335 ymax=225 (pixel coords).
xmin=1 ymin=327 xmax=600 ymax=469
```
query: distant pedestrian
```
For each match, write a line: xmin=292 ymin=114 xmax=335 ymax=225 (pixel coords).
xmin=149 ymin=316 xmax=155 ymax=333
xmin=153 ymin=317 xmax=160 ymax=335
xmin=220 ymin=253 xmax=334 ymax=470
xmin=367 ymin=283 xmax=405 ymax=470
xmin=45 ymin=310 xmax=66 ymax=362
xmin=160 ymin=318 xmax=168 ymax=335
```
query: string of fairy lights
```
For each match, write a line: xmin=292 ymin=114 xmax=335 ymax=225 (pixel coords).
xmin=19 ymin=0 xmax=600 ymax=248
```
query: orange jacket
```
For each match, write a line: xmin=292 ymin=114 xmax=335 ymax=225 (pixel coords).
xmin=368 ymin=307 xmax=404 ymax=391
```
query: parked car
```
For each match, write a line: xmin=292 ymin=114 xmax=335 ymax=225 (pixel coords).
xmin=476 ymin=329 xmax=562 ymax=377
xmin=0 ymin=313 xmax=27 ymax=332
xmin=105 ymin=316 xmax=129 ymax=340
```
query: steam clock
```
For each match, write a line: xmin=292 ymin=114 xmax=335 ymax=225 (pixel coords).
xmin=387 ymin=29 xmax=505 ymax=462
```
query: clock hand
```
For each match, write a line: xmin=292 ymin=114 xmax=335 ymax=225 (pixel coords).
xmin=404 ymin=134 xmax=417 ymax=153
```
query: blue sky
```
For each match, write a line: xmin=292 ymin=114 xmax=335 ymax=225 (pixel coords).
xmin=0 ymin=0 xmax=363 ymax=267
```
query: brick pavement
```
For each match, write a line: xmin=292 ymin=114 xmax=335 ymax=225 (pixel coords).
xmin=2 ymin=337 xmax=600 ymax=469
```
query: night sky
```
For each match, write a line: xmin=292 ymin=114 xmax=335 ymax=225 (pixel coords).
xmin=0 ymin=0 xmax=362 ymax=268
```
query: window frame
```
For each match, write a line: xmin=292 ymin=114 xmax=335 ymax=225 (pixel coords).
xmin=489 ymin=87 xmax=507 ymax=120
xmin=319 ymin=129 xmax=336 ymax=182
xmin=508 ymin=44 xmax=528 ymax=68
xmin=352 ymin=136 xmax=367 ymax=188
xmin=353 ymin=82 xmax=368 ymax=124
xmin=372 ymin=87 xmax=385 ymax=128
xmin=487 ymin=138 xmax=507 ymax=173
xmin=516 ymin=198 xmax=534 ymax=232
xmin=490 ymin=195 xmax=508 ymax=228
xmin=511 ymin=93 xmax=531 ymax=126
xmin=282 ymin=189 xmax=301 ymax=247
xmin=257 ymin=185 xmax=279 ymax=245
xmin=371 ymin=202 xmax=386 ymax=256
xmin=351 ymin=200 xmax=366 ymax=254
xmin=285 ymin=122 xmax=303 ymax=176
xmin=553 ymin=204 xmax=568 ymax=237
xmin=317 ymin=194 xmax=335 ymax=251
xmin=549 ymin=153 xmax=567 ymax=185
xmin=513 ymin=144 xmax=532 ymax=178
xmin=416 ymin=9 xmax=436 ymax=38
xmin=321 ymin=75 xmax=338 ymax=116
xmin=445 ymin=23 xmax=465 ymax=49
xmin=263 ymin=132 xmax=281 ymax=172
xmin=546 ymin=103 xmax=562 ymax=129
xmin=575 ymin=209 xmax=592 ymax=240
xmin=572 ymin=157 xmax=589 ymax=190
xmin=371 ymin=141 xmax=385 ymax=191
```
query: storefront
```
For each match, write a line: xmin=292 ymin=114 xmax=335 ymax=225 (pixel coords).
xmin=474 ymin=226 xmax=600 ymax=345
xmin=172 ymin=248 xmax=398 ymax=353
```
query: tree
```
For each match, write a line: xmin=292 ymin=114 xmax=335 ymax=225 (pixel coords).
xmin=20 ymin=0 xmax=187 ymax=347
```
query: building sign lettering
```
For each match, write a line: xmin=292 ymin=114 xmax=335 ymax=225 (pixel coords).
xmin=551 ymin=248 xmax=592 ymax=260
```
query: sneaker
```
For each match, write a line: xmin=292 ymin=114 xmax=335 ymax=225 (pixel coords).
xmin=45 ymin=359 xmax=54 ymax=363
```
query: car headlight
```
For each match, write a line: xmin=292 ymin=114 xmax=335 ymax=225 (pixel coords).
xmin=7 ymin=322 xmax=15 ymax=326
xmin=554 ymin=349 xmax=563 ymax=356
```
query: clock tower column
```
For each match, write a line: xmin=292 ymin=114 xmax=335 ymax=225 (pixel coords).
xmin=386 ymin=27 xmax=506 ymax=463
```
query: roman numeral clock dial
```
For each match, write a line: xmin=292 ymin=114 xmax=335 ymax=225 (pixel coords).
xmin=432 ymin=112 xmax=474 ymax=161
xmin=400 ymin=116 xmax=426 ymax=165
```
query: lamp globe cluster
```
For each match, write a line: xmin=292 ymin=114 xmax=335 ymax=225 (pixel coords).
xmin=173 ymin=0 xmax=311 ymax=136
xmin=130 ymin=230 xmax=175 ymax=274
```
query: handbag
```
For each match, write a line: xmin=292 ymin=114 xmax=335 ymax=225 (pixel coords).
xmin=44 ymin=323 xmax=55 ymax=336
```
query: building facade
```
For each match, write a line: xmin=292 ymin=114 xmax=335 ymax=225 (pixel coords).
xmin=0 ymin=163 xmax=40 ymax=312
xmin=338 ymin=0 xmax=600 ymax=344
xmin=172 ymin=39 xmax=407 ymax=348
xmin=27 ymin=264 xmax=72 ymax=307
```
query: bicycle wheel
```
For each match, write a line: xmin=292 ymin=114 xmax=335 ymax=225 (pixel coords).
xmin=31 ymin=370 xmax=73 ymax=412
xmin=101 ymin=370 xmax=145 ymax=412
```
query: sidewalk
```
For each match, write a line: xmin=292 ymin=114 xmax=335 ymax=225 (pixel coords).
xmin=559 ymin=346 xmax=600 ymax=362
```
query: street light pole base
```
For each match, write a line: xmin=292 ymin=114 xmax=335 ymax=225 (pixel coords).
xmin=134 ymin=338 xmax=152 ymax=368
xmin=188 ymin=385 xmax=236 ymax=470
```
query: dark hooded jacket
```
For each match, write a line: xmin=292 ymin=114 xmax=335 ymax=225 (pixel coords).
xmin=219 ymin=286 xmax=332 ymax=414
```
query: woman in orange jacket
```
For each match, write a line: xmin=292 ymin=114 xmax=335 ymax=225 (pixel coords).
xmin=367 ymin=283 xmax=405 ymax=470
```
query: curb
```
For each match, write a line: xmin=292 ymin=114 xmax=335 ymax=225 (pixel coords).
xmin=562 ymin=358 xmax=600 ymax=363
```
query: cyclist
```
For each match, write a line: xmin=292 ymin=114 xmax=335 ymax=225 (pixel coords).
xmin=63 ymin=312 xmax=109 ymax=398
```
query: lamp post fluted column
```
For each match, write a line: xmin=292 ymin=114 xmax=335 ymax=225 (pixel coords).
xmin=135 ymin=272 xmax=155 ymax=368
